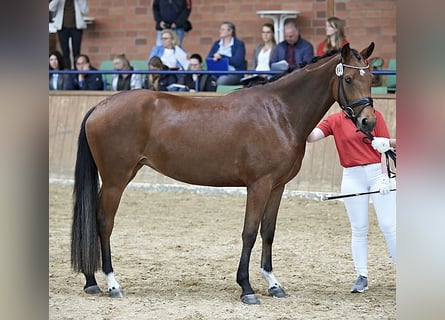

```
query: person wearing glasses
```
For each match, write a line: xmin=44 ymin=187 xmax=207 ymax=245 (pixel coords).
xmin=149 ymin=29 xmax=189 ymax=70
xmin=207 ymin=21 xmax=246 ymax=85
xmin=177 ymin=53 xmax=217 ymax=92
xmin=73 ymin=54 xmax=103 ymax=90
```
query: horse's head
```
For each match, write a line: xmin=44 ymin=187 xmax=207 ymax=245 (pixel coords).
xmin=334 ymin=42 xmax=376 ymax=133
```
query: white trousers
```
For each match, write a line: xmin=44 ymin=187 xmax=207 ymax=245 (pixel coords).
xmin=341 ymin=163 xmax=396 ymax=277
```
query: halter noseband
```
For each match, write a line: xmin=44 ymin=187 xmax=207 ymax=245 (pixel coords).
xmin=336 ymin=54 xmax=373 ymax=122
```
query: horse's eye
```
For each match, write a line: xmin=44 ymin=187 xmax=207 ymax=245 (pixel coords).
xmin=345 ymin=76 xmax=352 ymax=84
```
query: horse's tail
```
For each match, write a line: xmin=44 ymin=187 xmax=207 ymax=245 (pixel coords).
xmin=71 ymin=107 xmax=101 ymax=275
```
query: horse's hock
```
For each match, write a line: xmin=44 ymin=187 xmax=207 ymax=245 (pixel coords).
xmin=49 ymin=91 xmax=396 ymax=193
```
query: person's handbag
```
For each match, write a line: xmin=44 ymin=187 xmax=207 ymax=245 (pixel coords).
xmin=184 ymin=20 xmax=192 ymax=32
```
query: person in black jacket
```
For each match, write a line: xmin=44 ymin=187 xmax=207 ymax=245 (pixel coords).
xmin=152 ymin=0 xmax=191 ymax=47
xmin=73 ymin=54 xmax=103 ymax=90
xmin=143 ymin=56 xmax=177 ymax=91
xmin=178 ymin=53 xmax=217 ymax=92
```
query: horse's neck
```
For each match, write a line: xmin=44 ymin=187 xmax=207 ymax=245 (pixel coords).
xmin=269 ymin=61 xmax=337 ymax=138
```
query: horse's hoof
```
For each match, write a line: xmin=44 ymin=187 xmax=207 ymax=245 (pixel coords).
xmin=268 ymin=286 xmax=286 ymax=298
xmin=240 ymin=293 xmax=260 ymax=305
xmin=84 ymin=285 xmax=102 ymax=294
xmin=108 ymin=287 xmax=124 ymax=298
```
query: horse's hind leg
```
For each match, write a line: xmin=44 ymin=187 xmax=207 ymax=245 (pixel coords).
xmin=259 ymin=185 xmax=286 ymax=298
xmin=93 ymin=164 xmax=141 ymax=298
xmin=96 ymin=182 xmax=127 ymax=298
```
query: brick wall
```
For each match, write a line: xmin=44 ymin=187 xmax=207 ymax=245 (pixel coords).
xmin=79 ymin=0 xmax=396 ymax=69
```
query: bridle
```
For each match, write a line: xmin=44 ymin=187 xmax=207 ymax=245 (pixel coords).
xmin=336 ymin=53 xmax=396 ymax=178
xmin=335 ymin=54 xmax=373 ymax=124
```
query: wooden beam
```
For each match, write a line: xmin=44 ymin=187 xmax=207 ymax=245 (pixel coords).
xmin=327 ymin=0 xmax=334 ymax=17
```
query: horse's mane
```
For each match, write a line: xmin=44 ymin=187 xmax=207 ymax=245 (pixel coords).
xmin=243 ymin=47 xmax=362 ymax=88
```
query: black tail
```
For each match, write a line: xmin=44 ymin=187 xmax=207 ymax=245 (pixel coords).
xmin=71 ymin=107 xmax=101 ymax=275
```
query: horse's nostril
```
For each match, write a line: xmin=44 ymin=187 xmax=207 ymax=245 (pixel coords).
xmin=362 ymin=118 xmax=368 ymax=126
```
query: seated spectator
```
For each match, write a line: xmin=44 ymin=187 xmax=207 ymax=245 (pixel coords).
xmin=73 ymin=54 xmax=103 ymax=90
xmin=316 ymin=17 xmax=349 ymax=56
xmin=250 ymin=23 xmax=276 ymax=77
xmin=270 ymin=19 xmax=314 ymax=69
xmin=49 ymin=50 xmax=75 ymax=90
xmin=178 ymin=53 xmax=217 ymax=92
xmin=143 ymin=56 xmax=177 ymax=91
xmin=149 ymin=29 xmax=189 ymax=70
xmin=111 ymin=54 xmax=142 ymax=91
xmin=207 ymin=21 xmax=246 ymax=85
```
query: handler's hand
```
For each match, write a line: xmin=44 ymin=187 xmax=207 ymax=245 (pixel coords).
xmin=372 ymin=137 xmax=391 ymax=153
xmin=378 ymin=174 xmax=391 ymax=194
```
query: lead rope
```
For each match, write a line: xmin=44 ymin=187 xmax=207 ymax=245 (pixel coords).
xmin=360 ymin=130 xmax=396 ymax=178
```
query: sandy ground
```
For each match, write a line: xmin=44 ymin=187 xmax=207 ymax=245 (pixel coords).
xmin=49 ymin=184 xmax=395 ymax=319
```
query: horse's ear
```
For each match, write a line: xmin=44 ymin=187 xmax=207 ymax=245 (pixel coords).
xmin=341 ymin=43 xmax=351 ymax=59
xmin=360 ymin=42 xmax=375 ymax=60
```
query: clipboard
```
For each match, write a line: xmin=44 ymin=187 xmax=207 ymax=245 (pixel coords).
xmin=205 ymin=58 xmax=229 ymax=77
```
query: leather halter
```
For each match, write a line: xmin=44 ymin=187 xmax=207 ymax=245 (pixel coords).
xmin=336 ymin=54 xmax=373 ymax=125
xmin=335 ymin=53 xmax=396 ymax=178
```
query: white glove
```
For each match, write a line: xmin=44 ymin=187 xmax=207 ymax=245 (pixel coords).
xmin=372 ymin=137 xmax=391 ymax=153
xmin=378 ymin=174 xmax=391 ymax=194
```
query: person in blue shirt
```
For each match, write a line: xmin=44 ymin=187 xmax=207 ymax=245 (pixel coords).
xmin=207 ymin=21 xmax=246 ymax=85
xmin=270 ymin=19 xmax=314 ymax=69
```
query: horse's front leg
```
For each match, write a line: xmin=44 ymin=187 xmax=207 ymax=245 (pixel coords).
xmin=237 ymin=179 xmax=273 ymax=305
xmin=98 ymin=185 xmax=125 ymax=298
xmin=260 ymin=185 xmax=286 ymax=298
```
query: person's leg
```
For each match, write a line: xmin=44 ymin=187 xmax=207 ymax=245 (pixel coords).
xmin=342 ymin=167 xmax=370 ymax=279
xmin=155 ymin=30 xmax=162 ymax=46
xmin=174 ymin=28 xmax=185 ymax=46
xmin=70 ymin=28 xmax=83 ymax=66
xmin=370 ymin=169 xmax=397 ymax=264
xmin=57 ymin=28 xmax=71 ymax=69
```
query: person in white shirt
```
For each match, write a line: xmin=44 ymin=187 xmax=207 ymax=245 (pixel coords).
xmin=250 ymin=23 xmax=276 ymax=77
xmin=149 ymin=29 xmax=189 ymax=70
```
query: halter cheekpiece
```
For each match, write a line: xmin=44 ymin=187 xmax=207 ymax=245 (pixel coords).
xmin=336 ymin=54 xmax=373 ymax=121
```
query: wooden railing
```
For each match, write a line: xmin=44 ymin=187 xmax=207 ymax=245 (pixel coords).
xmin=49 ymin=91 xmax=396 ymax=193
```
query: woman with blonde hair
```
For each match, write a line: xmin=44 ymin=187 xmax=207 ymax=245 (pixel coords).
xmin=316 ymin=17 xmax=349 ymax=56
xmin=149 ymin=29 xmax=189 ymax=70
xmin=111 ymin=53 xmax=142 ymax=91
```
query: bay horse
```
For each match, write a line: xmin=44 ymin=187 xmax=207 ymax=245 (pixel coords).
xmin=71 ymin=43 xmax=376 ymax=304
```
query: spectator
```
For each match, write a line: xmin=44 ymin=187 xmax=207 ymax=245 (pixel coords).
xmin=152 ymin=0 xmax=191 ymax=47
xmin=73 ymin=54 xmax=103 ymax=90
xmin=149 ymin=29 xmax=189 ymax=70
xmin=316 ymin=17 xmax=349 ymax=57
xmin=250 ymin=23 xmax=276 ymax=76
xmin=307 ymin=110 xmax=396 ymax=293
xmin=207 ymin=21 xmax=246 ymax=85
xmin=143 ymin=56 xmax=177 ymax=91
xmin=270 ymin=19 xmax=313 ymax=69
xmin=178 ymin=53 xmax=217 ymax=92
xmin=111 ymin=54 xmax=142 ymax=91
xmin=49 ymin=50 xmax=75 ymax=90
xmin=49 ymin=0 xmax=89 ymax=69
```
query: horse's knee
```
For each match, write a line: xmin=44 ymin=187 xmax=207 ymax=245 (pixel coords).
xmin=242 ymin=231 xmax=257 ymax=248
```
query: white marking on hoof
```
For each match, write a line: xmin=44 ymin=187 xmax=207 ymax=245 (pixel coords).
xmin=260 ymin=268 xmax=282 ymax=290
xmin=104 ymin=272 xmax=121 ymax=293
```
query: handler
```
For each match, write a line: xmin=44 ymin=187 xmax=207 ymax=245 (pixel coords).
xmin=307 ymin=110 xmax=396 ymax=293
